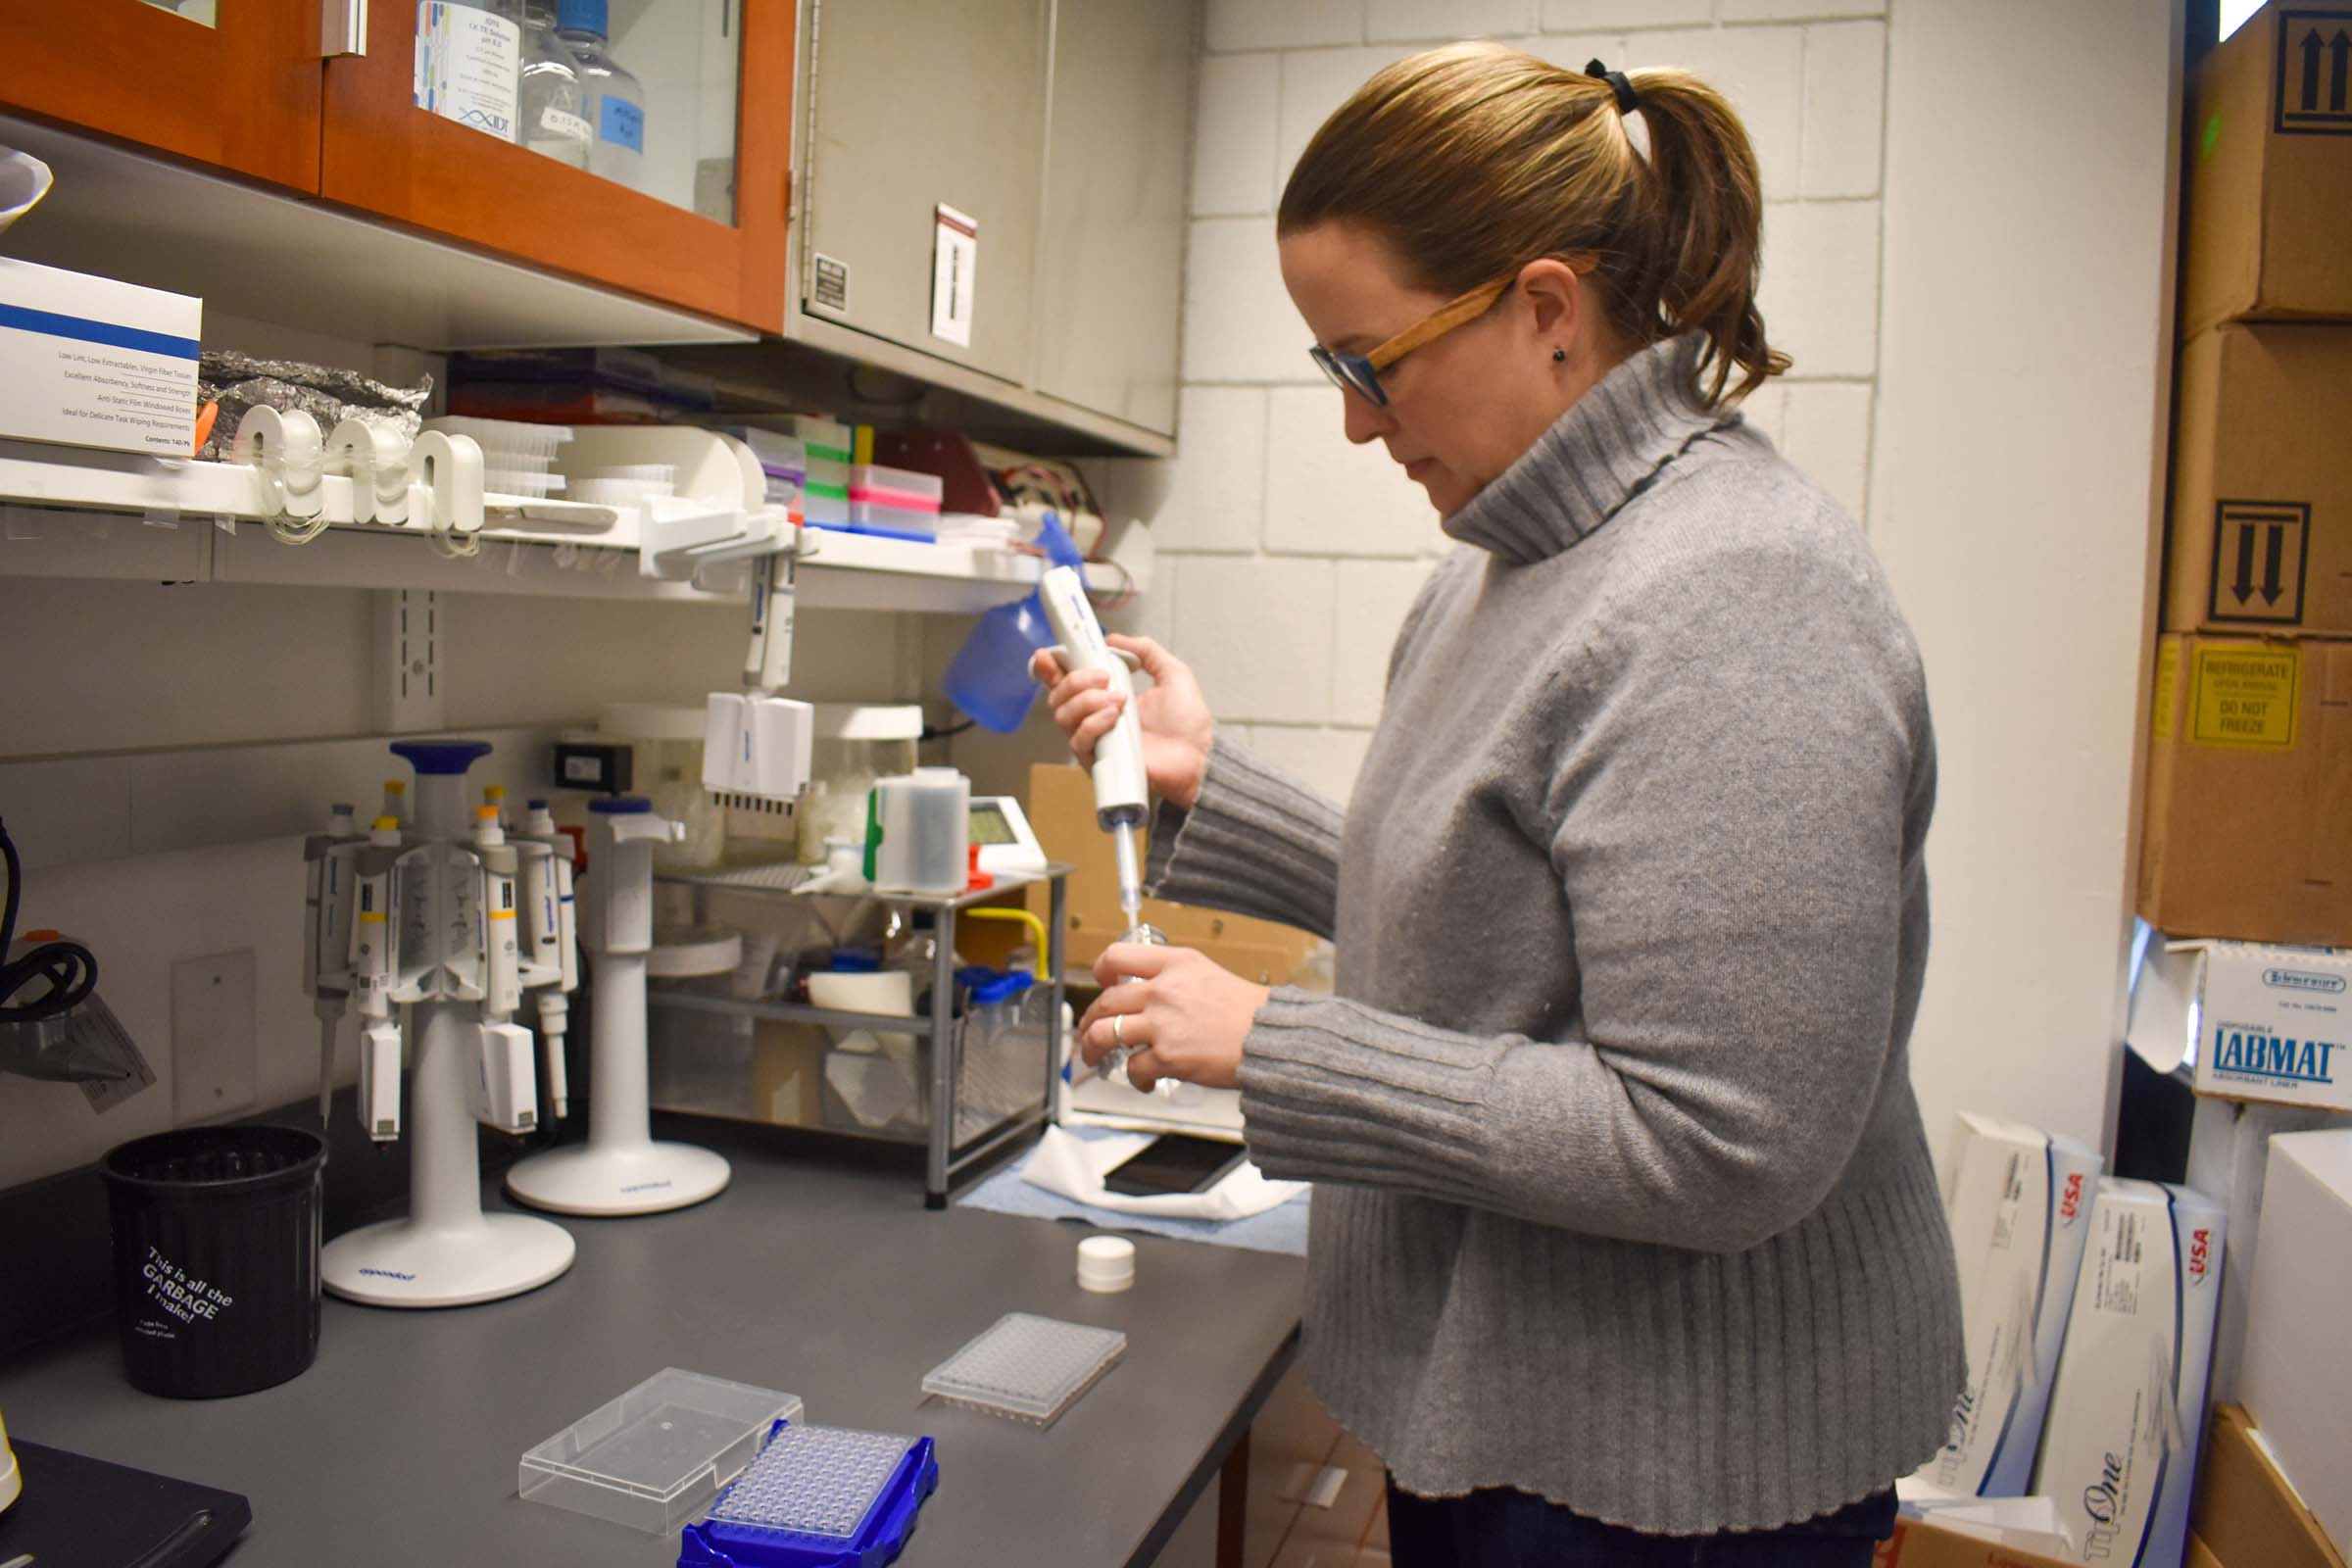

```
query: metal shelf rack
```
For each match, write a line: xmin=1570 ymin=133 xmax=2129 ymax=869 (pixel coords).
xmin=648 ymin=864 xmax=1070 ymax=1208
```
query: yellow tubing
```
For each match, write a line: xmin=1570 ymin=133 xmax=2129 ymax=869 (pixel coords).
xmin=962 ymin=906 xmax=1049 ymax=979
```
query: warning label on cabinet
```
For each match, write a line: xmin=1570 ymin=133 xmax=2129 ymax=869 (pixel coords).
xmin=2190 ymin=644 xmax=2301 ymax=749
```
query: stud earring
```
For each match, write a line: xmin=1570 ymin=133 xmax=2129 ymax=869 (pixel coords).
xmin=1551 ymin=348 xmax=1566 ymax=363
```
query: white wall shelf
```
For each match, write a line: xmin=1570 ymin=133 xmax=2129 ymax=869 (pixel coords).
xmin=0 ymin=443 xmax=1134 ymax=612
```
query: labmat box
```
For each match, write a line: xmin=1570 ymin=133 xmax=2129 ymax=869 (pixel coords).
xmin=2130 ymin=940 xmax=2352 ymax=1112
xmin=0 ymin=257 xmax=199 ymax=456
xmin=2034 ymin=1180 xmax=2226 ymax=1568
xmin=1914 ymin=1114 xmax=2105 ymax=1497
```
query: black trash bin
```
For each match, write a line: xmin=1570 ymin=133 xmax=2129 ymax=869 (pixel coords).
xmin=100 ymin=1125 xmax=326 ymax=1398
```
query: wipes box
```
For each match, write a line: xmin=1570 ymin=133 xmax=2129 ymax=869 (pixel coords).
xmin=2235 ymin=1130 xmax=2352 ymax=1560
xmin=0 ymin=256 xmax=199 ymax=456
xmin=1916 ymin=1114 xmax=2106 ymax=1496
xmin=2034 ymin=1180 xmax=2227 ymax=1567
xmin=2129 ymin=940 xmax=2352 ymax=1112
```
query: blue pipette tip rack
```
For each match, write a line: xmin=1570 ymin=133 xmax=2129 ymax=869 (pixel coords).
xmin=678 ymin=1421 xmax=938 ymax=1568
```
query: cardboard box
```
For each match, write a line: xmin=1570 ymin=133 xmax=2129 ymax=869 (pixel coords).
xmin=2167 ymin=326 xmax=2352 ymax=637
xmin=1914 ymin=1115 xmax=2105 ymax=1497
xmin=2137 ymin=635 xmax=2352 ymax=948
xmin=2193 ymin=1404 xmax=2348 ymax=1568
xmin=2181 ymin=4 xmax=2352 ymax=334
xmin=0 ymin=257 xmax=199 ymax=456
xmin=1024 ymin=764 xmax=1320 ymax=987
xmin=2235 ymin=1130 xmax=2352 ymax=1559
xmin=2187 ymin=1534 xmax=2226 ymax=1568
xmin=2182 ymin=1096 xmax=2352 ymax=1400
xmin=2034 ymin=1180 xmax=2227 ymax=1568
xmin=2130 ymin=940 xmax=2352 ymax=1111
xmin=751 ymin=1020 xmax=829 ymax=1127
xmin=1871 ymin=1512 xmax=2077 ymax=1568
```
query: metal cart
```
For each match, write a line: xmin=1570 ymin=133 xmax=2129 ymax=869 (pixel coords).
xmin=646 ymin=864 xmax=1069 ymax=1207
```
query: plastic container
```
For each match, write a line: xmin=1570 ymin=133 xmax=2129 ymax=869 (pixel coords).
xmin=1077 ymin=1235 xmax=1136 ymax=1294
xmin=921 ymin=1312 xmax=1126 ymax=1426
xmin=100 ymin=1125 xmax=327 ymax=1398
xmin=681 ymin=1421 xmax=939 ymax=1568
xmin=945 ymin=592 xmax=1054 ymax=733
xmin=484 ymin=466 xmax=566 ymax=497
xmin=846 ymin=464 xmax=943 ymax=512
xmin=798 ymin=705 xmax=921 ymax=864
xmin=423 ymin=414 xmax=574 ymax=466
xmin=844 ymin=498 xmax=943 ymax=538
xmin=556 ymin=0 xmax=646 ymax=192
xmin=868 ymin=769 xmax=968 ymax=897
xmin=519 ymin=1367 xmax=804 ymax=1535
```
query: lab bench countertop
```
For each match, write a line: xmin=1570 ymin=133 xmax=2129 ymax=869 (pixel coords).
xmin=0 ymin=1122 xmax=1306 ymax=1567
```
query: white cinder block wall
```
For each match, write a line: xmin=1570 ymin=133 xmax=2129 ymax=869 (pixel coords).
xmin=1099 ymin=0 xmax=1889 ymax=808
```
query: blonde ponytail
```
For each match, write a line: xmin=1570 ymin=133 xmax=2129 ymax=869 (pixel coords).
xmin=1278 ymin=42 xmax=1789 ymax=409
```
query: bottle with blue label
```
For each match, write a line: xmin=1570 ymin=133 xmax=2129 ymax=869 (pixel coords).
xmin=555 ymin=0 xmax=646 ymax=192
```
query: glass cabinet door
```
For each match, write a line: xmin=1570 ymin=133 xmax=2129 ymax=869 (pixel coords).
xmin=323 ymin=0 xmax=789 ymax=331
xmin=0 ymin=0 xmax=322 ymax=191
xmin=411 ymin=0 xmax=742 ymax=221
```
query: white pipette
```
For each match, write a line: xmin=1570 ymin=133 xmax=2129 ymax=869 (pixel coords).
xmin=1037 ymin=564 xmax=1149 ymax=927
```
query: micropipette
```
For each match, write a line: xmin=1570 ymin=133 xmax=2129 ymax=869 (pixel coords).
xmin=1037 ymin=564 xmax=1149 ymax=927
xmin=1037 ymin=562 xmax=1175 ymax=1088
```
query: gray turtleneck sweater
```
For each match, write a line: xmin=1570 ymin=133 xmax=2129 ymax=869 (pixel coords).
xmin=1147 ymin=336 xmax=1966 ymax=1536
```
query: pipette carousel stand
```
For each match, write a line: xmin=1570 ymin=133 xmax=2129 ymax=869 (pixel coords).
xmin=506 ymin=797 xmax=731 ymax=1215
xmin=319 ymin=741 xmax=577 ymax=1307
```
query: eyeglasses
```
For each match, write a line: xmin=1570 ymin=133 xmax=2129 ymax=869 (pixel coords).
xmin=1307 ymin=274 xmax=1516 ymax=407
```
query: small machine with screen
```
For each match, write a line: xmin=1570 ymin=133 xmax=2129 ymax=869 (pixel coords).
xmin=969 ymin=795 xmax=1048 ymax=878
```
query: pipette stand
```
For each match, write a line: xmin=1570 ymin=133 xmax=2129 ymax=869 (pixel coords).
xmin=317 ymin=740 xmax=577 ymax=1307
xmin=506 ymin=798 xmax=731 ymax=1215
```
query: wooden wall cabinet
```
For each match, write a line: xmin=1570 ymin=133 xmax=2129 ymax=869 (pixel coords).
xmin=0 ymin=0 xmax=791 ymax=332
xmin=0 ymin=0 xmax=324 ymax=193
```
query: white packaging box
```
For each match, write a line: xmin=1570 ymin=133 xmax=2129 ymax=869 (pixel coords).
xmin=0 ymin=256 xmax=200 ymax=456
xmin=1914 ymin=1114 xmax=2106 ymax=1497
xmin=2034 ymin=1179 xmax=2226 ymax=1568
xmin=2235 ymin=1129 xmax=2352 ymax=1561
xmin=2183 ymin=1096 xmax=2352 ymax=1402
xmin=2128 ymin=940 xmax=2352 ymax=1112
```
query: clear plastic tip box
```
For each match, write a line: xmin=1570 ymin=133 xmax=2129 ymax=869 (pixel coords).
xmin=680 ymin=1421 xmax=939 ymax=1568
xmin=519 ymin=1368 xmax=805 ymax=1535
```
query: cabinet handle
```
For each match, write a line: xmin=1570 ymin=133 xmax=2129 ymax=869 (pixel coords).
xmin=322 ymin=0 xmax=368 ymax=58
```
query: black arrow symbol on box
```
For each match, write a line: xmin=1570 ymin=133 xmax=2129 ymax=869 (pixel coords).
xmin=2302 ymin=27 xmax=2352 ymax=112
xmin=2262 ymin=522 xmax=2286 ymax=605
xmin=2235 ymin=520 xmax=2259 ymax=604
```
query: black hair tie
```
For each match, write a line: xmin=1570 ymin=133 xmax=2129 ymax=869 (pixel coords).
xmin=1586 ymin=58 xmax=1640 ymax=116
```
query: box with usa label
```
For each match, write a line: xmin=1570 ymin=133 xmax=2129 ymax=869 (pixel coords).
xmin=0 ymin=257 xmax=199 ymax=456
xmin=2033 ymin=1180 xmax=2226 ymax=1568
xmin=2131 ymin=939 xmax=2352 ymax=1113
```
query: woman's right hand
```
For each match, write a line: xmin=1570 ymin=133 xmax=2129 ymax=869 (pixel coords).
xmin=1031 ymin=635 xmax=1215 ymax=811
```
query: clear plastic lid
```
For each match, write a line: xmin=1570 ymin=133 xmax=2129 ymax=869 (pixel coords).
xmin=517 ymin=1367 xmax=804 ymax=1535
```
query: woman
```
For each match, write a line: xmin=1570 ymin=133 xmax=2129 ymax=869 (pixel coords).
xmin=1039 ymin=43 xmax=1964 ymax=1565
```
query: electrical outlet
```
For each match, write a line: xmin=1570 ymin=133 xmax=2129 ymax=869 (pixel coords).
xmin=172 ymin=949 xmax=257 ymax=1124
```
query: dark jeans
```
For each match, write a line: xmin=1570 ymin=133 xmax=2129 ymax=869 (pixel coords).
xmin=1384 ymin=1477 xmax=1897 ymax=1567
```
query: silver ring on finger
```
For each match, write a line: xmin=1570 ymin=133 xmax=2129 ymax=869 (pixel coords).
xmin=1111 ymin=1014 xmax=1126 ymax=1048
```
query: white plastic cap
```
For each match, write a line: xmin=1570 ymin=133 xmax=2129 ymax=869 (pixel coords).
xmin=1077 ymin=1235 xmax=1136 ymax=1295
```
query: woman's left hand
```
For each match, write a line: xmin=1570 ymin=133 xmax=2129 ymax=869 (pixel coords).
xmin=1077 ymin=943 xmax=1270 ymax=1094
